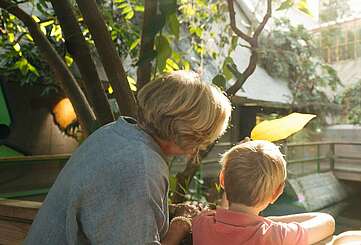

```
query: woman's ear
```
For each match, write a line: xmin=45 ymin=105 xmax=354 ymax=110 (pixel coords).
xmin=219 ymin=170 xmax=225 ymax=189
xmin=271 ymin=183 xmax=285 ymax=204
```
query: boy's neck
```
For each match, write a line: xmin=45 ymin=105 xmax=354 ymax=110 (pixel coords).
xmin=228 ymin=202 xmax=264 ymax=216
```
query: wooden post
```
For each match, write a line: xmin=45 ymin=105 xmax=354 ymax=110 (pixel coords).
xmin=317 ymin=143 xmax=320 ymax=173
xmin=330 ymin=143 xmax=335 ymax=170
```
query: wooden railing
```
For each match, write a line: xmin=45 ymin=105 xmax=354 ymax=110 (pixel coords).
xmin=284 ymin=141 xmax=361 ymax=179
xmin=0 ymin=199 xmax=41 ymax=244
xmin=199 ymin=141 xmax=361 ymax=179
xmin=0 ymin=154 xmax=69 ymax=199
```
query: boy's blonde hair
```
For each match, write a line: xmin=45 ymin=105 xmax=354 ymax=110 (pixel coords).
xmin=137 ymin=70 xmax=232 ymax=152
xmin=221 ymin=140 xmax=287 ymax=206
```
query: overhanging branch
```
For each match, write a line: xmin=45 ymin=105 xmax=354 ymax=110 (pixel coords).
xmin=136 ymin=0 xmax=158 ymax=90
xmin=0 ymin=0 xmax=97 ymax=135
xmin=226 ymin=0 xmax=253 ymax=44
xmin=75 ymin=0 xmax=137 ymax=117
xmin=51 ymin=0 xmax=114 ymax=125
xmin=225 ymin=0 xmax=272 ymax=97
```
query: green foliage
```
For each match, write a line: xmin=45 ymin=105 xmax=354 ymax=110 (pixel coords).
xmin=276 ymin=0 xmax=313 ymax=16
xmin=259 ymin=18 xmax=341 ymax=119
xmin=0 ymin=6 xmax=64 ymax=94
xmin=340 ymin=81 xmax=361 ymax=124
xmin=319 ymin=0 xmax=350 ymax=23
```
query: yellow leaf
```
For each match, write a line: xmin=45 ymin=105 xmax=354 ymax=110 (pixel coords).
xmin=13 ymin=43 xmax=21 ymax=52
xmin=26 ymin=34 xmax=34 ymax=42
xmin=250 ymin=113 xmax=316 ymax=142
xmin=127 ymin=76 xmax=137 ymax=91
xmin=108 ymin=85 xmax=113 ymax=94
xmin=296 ymin=0 xmax=312 ymax=16
xmin=32 ymin=15 xmax=41 ymax=23
xmin=40 ymin=20 xmax=54 ymax=27
xmin=8 ymin=33 xmax=15 ymax=43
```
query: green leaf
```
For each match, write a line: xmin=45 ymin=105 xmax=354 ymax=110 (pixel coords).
xmin=15 ymin=58 xmax=28 ymax=75
xmin=32 ymin=15 xmax=41 ymax=22
xmin=155 ymin=35 xmax=172 ymax=72
xmin=130 ymin=38 xmax=140 ymax=50
xmin=65 ymin=54 xmax=73 ymax=66
xmin=172 ymin=51 xmax=181 ymax=63
xmin=134 ymin=5 xmax=144 ymax=12
xmin=147 ymin=14 xmax=166 ymax=37
xmin=50 ymin=25 xmax=63 ymax=41
xmin=165 ymin=58 xmax=179 ymax=72
xmin=222 ymin=56 xmax=236 ymax=80
xmin=27 ymin=63 xmax=40 ymax=76
xmin=117 ymin=2 xmax=135 ymax=20
xmin=169 ymin=175 xmax=177 ymax=193
xmin=230 ymin=35 xmax=238 ymax=53
xmin=167 ymin=14 xmax=180 ymax=40
xmin=277 ymin=0 xmax=294 ymax=11
xmin=212 ymin=74 xmax=226 ymax=90
xmin=8 ymin=33 xmax=15 ymax=43
xmin=125 ymin=10 xmax=135 ymax=20
xmin=40 ymin=19 xmax=54 ymax=28
xmin=137 ymin=49 xmax=157 ymax=66
xmin=26 ymin=34 xmax=34 ymax=42
xmin=189 ymin=25 xmax=203 ymax=38
xmin=182 ymin=60 xmax=190 ymax=70
xmin=13 ymin=43 xmax=21 ymax=52
xmin=160 ymin=0 xmax=177 ymax=16
xmin=121 ymin=5 xmax=132 ymax=14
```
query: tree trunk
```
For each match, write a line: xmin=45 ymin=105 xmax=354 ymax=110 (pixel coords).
xmin=173 ymin=0 xmax=273 ymax=203
xmin=136 ymin=0 xmax=158 ymax=90
xmin=75 ymin=0 xmax=137 ymax=117
xmin=51 ymin=0 xmax=114 ymax=126
xmin=172 ymin=143 xmax=216 ymax=203
xmin=0 ymin=0 xmax=97 ymax=135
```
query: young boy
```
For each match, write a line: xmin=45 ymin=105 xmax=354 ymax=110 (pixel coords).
xmin=193 ymin=140 xmax=335 ymax=245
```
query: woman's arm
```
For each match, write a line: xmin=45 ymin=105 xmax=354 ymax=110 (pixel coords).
xmin=161 ymin=217 xmax=190 ymax=245
xmin=269 ymin=212 xmax=335 ymax=244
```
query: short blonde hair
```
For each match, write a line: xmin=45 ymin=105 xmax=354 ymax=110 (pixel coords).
xmin=221 ymin=140 xmax=287 ymax=206
xmin=137 ymin=70 xmax=231 ymax=152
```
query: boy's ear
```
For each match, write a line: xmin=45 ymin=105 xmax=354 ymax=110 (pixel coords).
xmin=219 ymin=170 xmax=225 ymax=189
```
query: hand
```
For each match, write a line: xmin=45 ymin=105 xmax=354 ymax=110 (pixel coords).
xmin=239 ymin=136 xmax=251 ymax=144
xmin=172 ymin=201 xmax=205 ymax=219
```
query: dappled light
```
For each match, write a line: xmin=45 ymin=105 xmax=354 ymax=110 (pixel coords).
xmin=1 ymin=0 xmax=361 ymax=244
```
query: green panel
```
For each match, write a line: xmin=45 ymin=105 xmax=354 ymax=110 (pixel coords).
xmin=0 ymin=188 xmax=49 ymax=199
xmin=0 ymin=85 xmax=11 ymax=126
xmin=0 ymin=145 xmax=23 ymax=157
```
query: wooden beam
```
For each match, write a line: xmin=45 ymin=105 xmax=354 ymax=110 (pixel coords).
xmin=0 ymin=200 xmax=41 ymax=244
xmin=0 ymin=200 xmax=41 ymax=220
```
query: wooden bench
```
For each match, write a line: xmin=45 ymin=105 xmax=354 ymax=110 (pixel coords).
xmin=0 ymin=199 xmax=41 ymax=244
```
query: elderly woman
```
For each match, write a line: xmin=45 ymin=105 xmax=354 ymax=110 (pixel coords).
xmin=25 ymin=70 xmax=232 ymax=245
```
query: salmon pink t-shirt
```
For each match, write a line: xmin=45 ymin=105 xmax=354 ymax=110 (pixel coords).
xmin=192 ymin=208 xmax=308 ymax=245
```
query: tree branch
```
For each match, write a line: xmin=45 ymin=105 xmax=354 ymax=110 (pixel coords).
xmin=75 ymin=0 xmax=137 ymax=117
xmin=225 ymin=0 xmax=272 ymax=97
xmin=226 ymin=0 xmax=252 ymax=44
xmin=253 ymin=0 xmax=271 ymax=39
xmin=226 ymin=50 xmax=257 ymax=96
xmin=136 ymin=0 xmax=158 ymax=90
xmin=51 ymin=0 xmax=114 ymax=125
xmin=172 ymin=142 xmax=217 ymax=203
xmin=0 ymin=0 xmax=97 ymax=135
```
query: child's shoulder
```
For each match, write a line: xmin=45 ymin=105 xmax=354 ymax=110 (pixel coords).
xmin=192 ymin=210 xmax=216 ymax=226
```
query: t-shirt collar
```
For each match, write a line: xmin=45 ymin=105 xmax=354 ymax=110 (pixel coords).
xmin=215 ymin=208 xmax=265 ymax=227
